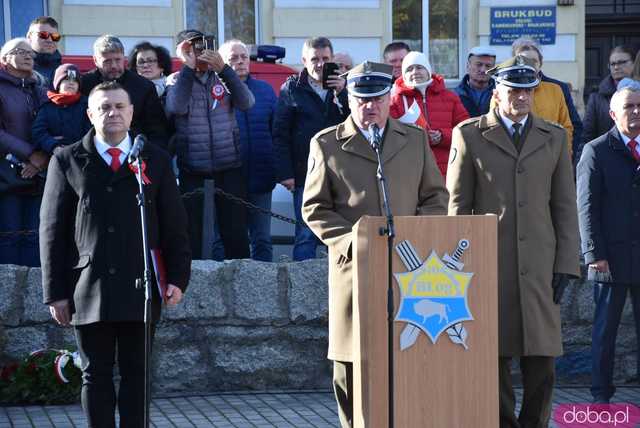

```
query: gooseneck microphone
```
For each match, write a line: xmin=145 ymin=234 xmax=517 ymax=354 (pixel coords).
xmin=128 ymin=134 xmax=147 ymax=164
xmin=368 ymin=123 xmax=382 ymax=152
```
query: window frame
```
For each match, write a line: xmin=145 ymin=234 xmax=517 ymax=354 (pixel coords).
xmin=2 ymin=0 xmax=49 ymax=45
xmin=389 ymin=0 xmax=467 ymax=83
xmin=184 ymin=0 xmax=261 ymax=46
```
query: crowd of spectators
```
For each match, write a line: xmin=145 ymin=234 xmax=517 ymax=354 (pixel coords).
xmin=0 ymin=15 xmax=639 ymax=267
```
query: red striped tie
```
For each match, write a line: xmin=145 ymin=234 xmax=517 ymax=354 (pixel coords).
xmin=107 ymin=148 xmax=122 ymax=172
xmin=629 ymin=139 xmax=640 ymax=163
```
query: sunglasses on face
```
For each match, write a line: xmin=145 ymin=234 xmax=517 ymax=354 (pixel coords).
xmin=35 ymin=31 xmax=62 ymax=42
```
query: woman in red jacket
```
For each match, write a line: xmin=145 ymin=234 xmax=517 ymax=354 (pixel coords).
xmin=390 ymin=51 xmax=469 ymax=176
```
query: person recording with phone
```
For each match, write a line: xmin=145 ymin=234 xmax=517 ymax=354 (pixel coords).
xmin=165 ymin=30 xmax=254 ymax=261
xmin=273 ymin=36 xmax=350 ymax=261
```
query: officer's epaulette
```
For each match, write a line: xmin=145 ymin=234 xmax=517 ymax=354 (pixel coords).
xmin=313 ymin=125 xmax=339 ymax=143
xmin=404 ymin=122 xmax=424 ymax=131
xmin=458 ymin=116 xmax=481 ymax=128
xmin=540 ymin=118 xmax=565 ymax=130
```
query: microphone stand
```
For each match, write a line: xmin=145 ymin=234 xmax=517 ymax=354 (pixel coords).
xmin=132 ymin=154 xmax=153 ymax=428
xmin=370 ymin=127 xmax=395 ymax=428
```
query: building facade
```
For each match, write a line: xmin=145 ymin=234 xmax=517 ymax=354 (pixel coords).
xmin=2 ymin=0 xmax=588 ymax=101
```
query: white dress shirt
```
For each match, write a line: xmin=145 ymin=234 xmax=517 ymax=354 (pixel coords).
xmin=499 ymin=113 xmax=528 ymax=137
xmin=94 ymin=134 xmax=131 ymax=167
xmin=617 ymin=127 xmax=640 ymax=158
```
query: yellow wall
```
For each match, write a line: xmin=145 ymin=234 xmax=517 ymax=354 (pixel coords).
xmin=47 ymin=0 xmax=585 ymax=101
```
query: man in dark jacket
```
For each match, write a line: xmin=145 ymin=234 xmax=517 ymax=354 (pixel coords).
xmin=579 ymin=46 xmax=636 ymax=162
xmin=40 ymin=81 xmax=191 ymax=427
xmin=454 ymin=46 xmax=496 ymax=118
xmin=577 ymin=85 xmax=640 ymax=404
xmin=26 ymin=16 xmax=62 ymax=87
xmin=221 ymin=39 xmax=278 ymax=262
xmin=81 ymin=35 xmax=169 ymax=148
xmin=273 ymin=36 xmax=349 ymax=261
xmin=165 ymin=30 xmax=255 ymax=260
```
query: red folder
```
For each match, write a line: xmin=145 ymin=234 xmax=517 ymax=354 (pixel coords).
xmin=150 ymin=248 xmax=168 ymax=303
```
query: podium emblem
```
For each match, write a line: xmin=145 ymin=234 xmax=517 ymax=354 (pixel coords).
xmin=394 ymin=240 xmax=474 ymax=350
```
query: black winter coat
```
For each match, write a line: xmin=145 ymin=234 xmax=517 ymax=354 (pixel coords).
xmin=81 ymin=69 xmax=169 ymax=148
xmin=40 ymin=130 xmax=191 ymax=325
xmin=582 ymin=76 xmax=617 ymax=148
xmin=273 ymin=69 xmax=350 ymax=185
xmin=577 ymin=126 xmax=640 ymax=285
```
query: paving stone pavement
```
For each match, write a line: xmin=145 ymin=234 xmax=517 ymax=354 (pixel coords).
xmin=0 ymin=387 xmax=638 ymax=427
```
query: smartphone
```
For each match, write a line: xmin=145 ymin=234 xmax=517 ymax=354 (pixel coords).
xmin=204 ymin=35 xmax=217 ymax=52
xmin=322 ymin=62 xmax=340 ymax=89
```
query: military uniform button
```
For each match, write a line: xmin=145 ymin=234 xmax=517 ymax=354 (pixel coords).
xmin=106 ymin=186 xmax=113 ymax=192
xmin=107 ymin=226 xmax=115 ymax=233
xmin=517 ymin=166 xmax=525 ymax=174
xmin=109 ymin=267 xmax=116 ymax=275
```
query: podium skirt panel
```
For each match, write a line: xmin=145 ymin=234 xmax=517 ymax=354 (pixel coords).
xmin=499 ymin=356 xmax=555 ymax=428
xmin=333 ymin=360 xmax=353 ymax=428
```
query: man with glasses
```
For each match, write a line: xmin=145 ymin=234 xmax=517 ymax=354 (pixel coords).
xmin=81 ymin=35 xmax=169 ymax=149
xmin=26 ymin=16 xmax=62 ymax=87
xmin=301 ymin=61 xmax=448 ymax=428
xmin=582 ymin=46 xmax=638 ymax=151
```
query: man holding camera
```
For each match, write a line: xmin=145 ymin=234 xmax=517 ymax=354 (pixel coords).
xmin=273 ymin=36 xmax=350 ymax=261
xmin=165 ymin=30 xmax=255 ymax=260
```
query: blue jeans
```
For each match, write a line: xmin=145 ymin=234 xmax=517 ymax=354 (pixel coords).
xmin=292 ymin=186 xmax=320 ymax=261
xmin=0 ymin=193 xmax=41 ymax=266
xmin=247 ymin=192 xmax=273 ymax=262
xmin=591 ymin=283 xmax=640 ymax=402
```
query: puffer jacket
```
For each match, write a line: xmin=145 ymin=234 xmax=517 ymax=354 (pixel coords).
xmin=541 ymin=72 xmax=584 ymax=165
xmin=579 ymin=75 xmax=617 ymax=157
xmin=0 ymin=69 xmax=47 ymax=160
xmin=273 ymin=69 xmax=350 ymax=185
xmin=165 ymin=65 xmax=255 ymax=174
xmin=453 ymin=74 xmax=495 ymax=118
xmin=390 ymin=73 xmax=469 ymax=176
xmin=236 ymin=75 xmax=277 ymax=194
xmin=32 ymin=96 xmax=92 ymax=153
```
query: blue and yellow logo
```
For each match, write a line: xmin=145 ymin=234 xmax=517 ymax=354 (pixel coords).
xmin=394 ymin=250 xmax=474 ymax=344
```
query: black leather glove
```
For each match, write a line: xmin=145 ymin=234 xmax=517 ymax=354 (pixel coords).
xmin=552 ymin=273 xmax=571 ymax=304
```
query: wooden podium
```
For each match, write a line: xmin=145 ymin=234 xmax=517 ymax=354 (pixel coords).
xmin=352 ymin=215 xmax=498 ymax=427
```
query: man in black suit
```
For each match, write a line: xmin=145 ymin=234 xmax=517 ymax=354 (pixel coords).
xmin=40 ymin=81 xmax=191 ymax=427
xmin=81 ymin=35 xmax=169 ymax=148
xmin=577 ymin=84 xmax=640 ymax=403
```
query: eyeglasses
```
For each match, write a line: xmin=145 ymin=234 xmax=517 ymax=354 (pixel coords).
xmin=608 ymin=59 xmax=632 ymax=69
xmin=34 ymin=31 xmax=62 ymax=42
xmin=136 ymin=58 xmax=158 ymax=67
xmin=7 ymin=49 xmax=36 ymax=59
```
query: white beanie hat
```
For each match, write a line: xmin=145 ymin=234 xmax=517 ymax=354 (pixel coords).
xmin=401 ymin=51 xmax=432 ymax=78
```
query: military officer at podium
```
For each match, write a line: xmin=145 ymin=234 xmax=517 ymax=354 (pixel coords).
xmin=301 ymin=61 xmax=448 ymax=428
xmin=446 ymin=56 xmax=580 ymax=428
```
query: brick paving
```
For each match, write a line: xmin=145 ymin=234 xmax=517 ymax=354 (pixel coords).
xmin=0 ymin=387 xmax=638 ymax=427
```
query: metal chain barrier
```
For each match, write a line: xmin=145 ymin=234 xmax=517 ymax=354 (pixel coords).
xmin=0 ymin=186 xmax=302 ymax=239
xmin=180 ymin=186 xmax=303 ymax=226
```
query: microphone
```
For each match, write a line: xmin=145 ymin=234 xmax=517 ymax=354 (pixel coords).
xmin=128 ymin=134 xmax=147 ymax=164
xmin=368 ymin=124 xmax=382 ymax=152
